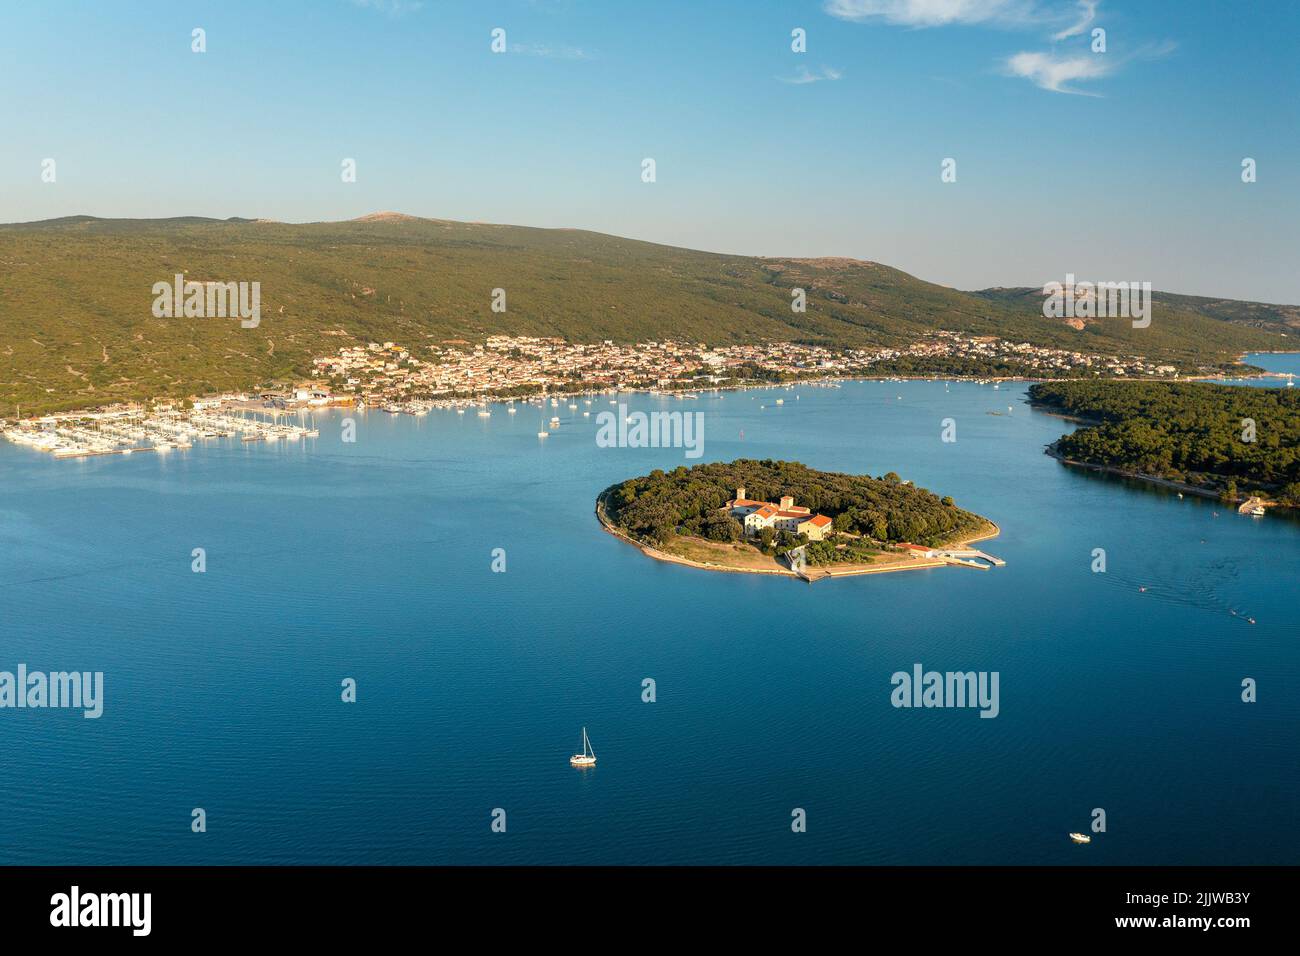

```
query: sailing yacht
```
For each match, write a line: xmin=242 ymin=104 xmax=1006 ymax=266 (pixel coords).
xmin=569 ymin=727 xmax=596 ymax=767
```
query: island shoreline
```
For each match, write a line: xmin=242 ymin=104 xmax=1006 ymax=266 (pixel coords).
xmin=595 ymin=489 xmax=1001 ymax=582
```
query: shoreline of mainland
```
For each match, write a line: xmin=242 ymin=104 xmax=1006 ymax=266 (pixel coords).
xmin=11 ymin=344 xmax=1297 ymax=429
xmin=1042 ymin=443 xmax=1290 ymax=513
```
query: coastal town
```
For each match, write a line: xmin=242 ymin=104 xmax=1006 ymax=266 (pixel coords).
xmin=311 ymin=332 xmax=1180 ymax=412
xmin=0 ymin=333 xmax=1184 ymax=459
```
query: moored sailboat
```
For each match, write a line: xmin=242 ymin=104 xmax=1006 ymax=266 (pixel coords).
xmin=569 ymin=727 xmax=596 ymax=767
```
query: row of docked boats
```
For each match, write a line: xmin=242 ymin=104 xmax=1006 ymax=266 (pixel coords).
xmin=2 ymin=409 xmax=318 ymax=459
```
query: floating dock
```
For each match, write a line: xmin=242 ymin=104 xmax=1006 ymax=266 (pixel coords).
xmin=935 ymin=548 xmax=1006 ymax=570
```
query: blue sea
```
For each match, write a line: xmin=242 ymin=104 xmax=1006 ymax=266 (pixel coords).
xmin=1 ymin=357 xmax=1297 ymax=865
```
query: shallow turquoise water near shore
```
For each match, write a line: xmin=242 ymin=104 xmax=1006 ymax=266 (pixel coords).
xmin=1 ymin=367 xmax=1297 ymax=864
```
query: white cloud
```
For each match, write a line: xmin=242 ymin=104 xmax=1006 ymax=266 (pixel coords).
xmin=778 ymin=65 xmax=844 ymax=85
xmin=822 ymin=0 xmax=1036 ymax=28
xmin=1005 ymin=39 xmax=1174 ymax=94
xmin=1051 ymin=0 xmax=1097 ymax=40
xmin=826 ymin=0 xmax=1169 ymax=96
xmin=823 ymin=0 xmax=1103 ymax=33
xmin=1004 ymin=50 xmax=1111 ymax=94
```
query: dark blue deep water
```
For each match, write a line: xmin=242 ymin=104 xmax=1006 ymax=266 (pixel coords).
xmin=2 ymin=367 xmax=1297 ymax=864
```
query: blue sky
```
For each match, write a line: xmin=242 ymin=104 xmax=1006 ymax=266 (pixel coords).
xmin=1 ymin=0 xmax=1296 ymax=301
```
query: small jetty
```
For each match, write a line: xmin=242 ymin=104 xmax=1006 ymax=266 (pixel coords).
xmin=900 ymin=543 xmax=1005 ymax=570
xmin=936 ymin=548 xmax=1006 ymax=570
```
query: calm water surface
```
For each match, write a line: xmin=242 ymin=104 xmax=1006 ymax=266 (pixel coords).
xmin=1 ymin=364 xmax=1297 ymax=864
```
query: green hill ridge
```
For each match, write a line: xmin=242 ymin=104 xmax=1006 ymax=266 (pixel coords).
xmin=0 ymin=214 xmax=1291 ymax=416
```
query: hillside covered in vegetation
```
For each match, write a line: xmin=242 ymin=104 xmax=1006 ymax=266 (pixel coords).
xmin=1 ymin=215 xmax=1290 ymax=416
xmin=602 ymin=459 xmax=991 ymax=554
xmin=975 ymin=286 xmax=1300 ymax=339
xmin=1028 ymin=381 xmax=1300 ymax=505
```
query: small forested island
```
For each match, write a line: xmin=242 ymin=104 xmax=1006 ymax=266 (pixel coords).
xmin=1028 ymin=381 xmax=1300 ymax=509
xmin=597 ymin=459 xmax=1000 ymax=580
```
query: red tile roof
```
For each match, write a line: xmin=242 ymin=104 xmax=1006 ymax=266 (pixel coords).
xmin=731 ymin=498 xmax=809 ymax=513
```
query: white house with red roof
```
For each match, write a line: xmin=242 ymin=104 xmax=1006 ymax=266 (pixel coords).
xmin=725 ymin=487 xmax=834 ymax=541
xmin=899 ymin=543 xmax=937 ymax=558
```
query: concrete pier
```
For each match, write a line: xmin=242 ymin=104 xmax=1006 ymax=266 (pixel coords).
xmin=935 ymin=548 xmax=1006 ymax=569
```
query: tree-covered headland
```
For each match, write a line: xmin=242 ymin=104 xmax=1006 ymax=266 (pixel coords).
xmin=1028 ymin=380 xmax=1300 ymax=506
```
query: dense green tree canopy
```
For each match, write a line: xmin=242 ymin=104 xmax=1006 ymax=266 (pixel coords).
xmin=1029 ymin=381 xmax=1300 ymax=504
xmin=602 ymin=459 xmax=988 ymax=547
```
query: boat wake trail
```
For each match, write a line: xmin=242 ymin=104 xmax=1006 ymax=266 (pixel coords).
xmin=1102 ymin=552 xmax=1262 ymax=626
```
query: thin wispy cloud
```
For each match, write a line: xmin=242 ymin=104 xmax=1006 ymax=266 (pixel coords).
xmin=348 ymin=0 xmax=424 ymax=16
xmin=778 ymin=65 xmax=844 ymax=85
xmin=1004 ymin=39 xmax=1175 ymax=95
xmin=1003 ymin=51 xmax=1110 ymax=94
xmin=1051 ymin=0 xmax=1097 ymax=40
xmin=827 ymin=1 xmax=1172 ymax=96
xmin=822 ymin=0 xmax=1037 ymax=28
xmin=509 ymin=42 xmax=591 ymax=60
xmin=823 ymin=0 xmax=1100 ymax=34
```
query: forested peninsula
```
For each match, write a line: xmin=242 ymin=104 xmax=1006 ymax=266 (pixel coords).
xmin=1028 ymin=381 xmax=1300 ymax=507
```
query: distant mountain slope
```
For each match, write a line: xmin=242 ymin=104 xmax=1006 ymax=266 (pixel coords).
xmin=0 ymin=216 xmax=1290 ymax=415
xmin=1148 ymin=292 xmax=1300 ymax=335
xmin=972 ymin=286 xmax=1293 ymax=359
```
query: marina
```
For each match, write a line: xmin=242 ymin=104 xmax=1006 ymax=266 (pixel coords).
xmin=1 ymin=406 xmax=317 ymax=459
